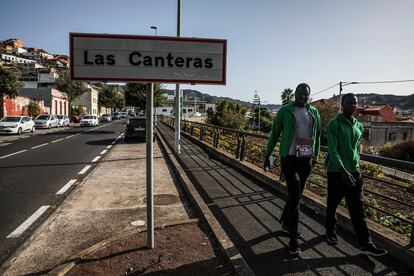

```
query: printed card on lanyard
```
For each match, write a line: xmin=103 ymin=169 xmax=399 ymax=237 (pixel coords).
xmin=296 ymin=138 xmax=313 ymax=157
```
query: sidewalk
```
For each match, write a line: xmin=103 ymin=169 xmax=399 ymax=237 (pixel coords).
xmin=1 ymin=139 xmax=232 ymax=275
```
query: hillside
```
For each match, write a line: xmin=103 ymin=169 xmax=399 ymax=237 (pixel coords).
xmin=332 ymin=93 xmax=414 ymax=110
xmin=163 ymin=89 xmax=281 ymax=111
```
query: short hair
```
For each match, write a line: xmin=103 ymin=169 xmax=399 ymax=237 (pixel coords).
xmin=295 ymin=83 xmax=311 ymax=94
xmin=341 ymin=93 xmax=356 ymax=105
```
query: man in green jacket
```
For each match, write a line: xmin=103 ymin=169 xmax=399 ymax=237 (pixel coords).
xmin=264 ymin=83 xmax=321 ymax=255
xmin=326 ymin=93 xmax=387 ymax=256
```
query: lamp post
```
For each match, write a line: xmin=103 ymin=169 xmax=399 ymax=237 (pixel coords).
xmin=257 ymin=95 xmax=267 ymax=132
xmin=150 ymin=26 xmax=157 ymax=36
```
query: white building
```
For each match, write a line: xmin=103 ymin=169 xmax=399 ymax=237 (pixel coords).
xmin=1 ymin=53 xmax=37 ymax=65
xmin=156 ymin=106 xmax=195 ymax=118
xmin=72 ymin=84 xmax=100 ymax=116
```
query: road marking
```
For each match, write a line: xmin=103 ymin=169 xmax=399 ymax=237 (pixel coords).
xmin=31 ymin=143 xmax=49 ymax=149
xmin=7 ymin=206 xmax=50 ymax=238
xmin=78 ymin=165 xmax=91 ymax=175
xmin=91 ymin=156 xmax=101 ymax=162
xmin=106 ymin=145 xmax=112 ymax=149
xmin=65 ymin=134 xmax=76 ymax=139
xmin=111 ymin=141 xmax=116 ymax=145
xmin=51 ymin=138 xmax=64 ymax=143
xmin=0 ymin=149 xmax=27 ymax=159
xmin=100 ymin=149 xmax=107 ymax=155
xmin=56 ymin=179 xmax=77 ymax=195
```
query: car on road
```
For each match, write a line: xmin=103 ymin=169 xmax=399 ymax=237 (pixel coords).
xmin=112 ymin=112 xmax=122 ymax=120
xmin=0 ymin=116 xmax=35 ymax=135
xmin=124 ymin=116 xmax=154 ymax=142
xmin=80 ymin=115 xmax=99 ymax=126
xmin=57 ymin=115 xmax=70 ymax=127
xmin=34 ymin=114 xmax=60 ymax=129
xmin=100 ymin=114 xmax=112 ymax=122
xmin=120 ymin=112 xmax=128 ymax=118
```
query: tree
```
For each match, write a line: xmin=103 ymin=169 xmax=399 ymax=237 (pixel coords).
xmin=312 ymin=99 xmax=338 ymax=144
xmin=206 ymin=100 xmax=248 ymax=130
xmin=124 ymin=83 xmax=165 ymax=111
xmin=281 ymin=88 xmax=294 ymax=105
xmin=249 ymin=106 xmax=273 ymax=133
xmin=98 ymin=84 xmax=117 ymax=113
xmin=0 ymin=67 xmax=21 ymax=117
xmin=56 ymin=71 xmax=88 ymax=117
xmin=26 ymin=101 xmax=40 ymax=118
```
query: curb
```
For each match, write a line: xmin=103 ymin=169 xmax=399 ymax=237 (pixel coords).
xmin=156 ymin=127 xmax=254 ymax=276
xmin=171 ymin=122 xmax=414 ymax=270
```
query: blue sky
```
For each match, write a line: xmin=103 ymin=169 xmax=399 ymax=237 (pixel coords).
xmin=1 ymin=0 xmax=413 ymax=104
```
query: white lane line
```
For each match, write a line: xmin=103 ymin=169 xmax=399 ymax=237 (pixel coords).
xmin=51 ymin=138 xmax=64 ymax=143
xmin=91 ymin=156 xmax=101 ymax=162
xmin=111 ymin=141 xmax=116 ymax=145
xmin=78 ymin=165 xmax=91 ymax=175
xmin=0 ymin=149 xmax=28 ymax=159
xmin=106 ymin=145 xmax=112 ymax=149
xmin=7 ymin=206 xmax=50 ymax=238
xmin=31 ymin=143 xmax=49 ymax=149
xmin=100 ymin=149 xmax=108 ymax=155
xmin=56 ymin=179 xmax=77 ymax=195
xmin=65 ymin=134 xmax=76 ymax=139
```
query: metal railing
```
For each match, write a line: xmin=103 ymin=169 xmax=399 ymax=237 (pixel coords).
xmin=164 ymin=117 xmax=414 ymax=244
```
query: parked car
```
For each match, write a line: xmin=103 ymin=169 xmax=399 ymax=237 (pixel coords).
xmin=120 ymin=112 xmax=128 ymax=118
xmin=34 ymin=114 xmax=60 ymax=129
xmin=57 ymin=115 xmax=70 ymax=127
xmin=0 ymin=116 xmax=35 ymax=135
xmin=100 ymin=114 xmax=112 ymax=122
xmin=112 ymin=112 xmax=122 ymax=120
xmin=124 ymin=117 xmax=154 ymax=142
xmin=80 ymin=115 xmax=99 ymax=126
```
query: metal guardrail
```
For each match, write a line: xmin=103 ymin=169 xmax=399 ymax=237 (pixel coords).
xmin=163 ymin=117 xmax=414 ymax=244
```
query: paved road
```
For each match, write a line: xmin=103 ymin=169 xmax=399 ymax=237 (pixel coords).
xmin=0 ymin=120 xmax=126 ymax=265
xmin=158 ymin=123 xmax=412 ymax=275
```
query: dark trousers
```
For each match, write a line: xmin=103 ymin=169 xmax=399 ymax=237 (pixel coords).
xmin=326 ymin=171 xmax=371 ymax=246
xmin=280 ymin=156 xmax=313 ymax=239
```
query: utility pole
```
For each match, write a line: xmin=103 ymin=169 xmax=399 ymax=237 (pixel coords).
xmin=258 ymin=97 xmax=261 ymax=132
xmin=339 ymin=81 xmax=343 ymax=112
xmin=175 ymin=0 xmax=182 ymax=154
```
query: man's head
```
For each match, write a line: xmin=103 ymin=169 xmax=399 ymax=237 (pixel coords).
xmin=341 ymin=93 xmax=358 ymax=115
xmin=294 ymin=83 xmax=311 ymax=107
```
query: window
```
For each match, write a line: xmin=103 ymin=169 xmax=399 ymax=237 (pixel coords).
xmin=60 ymin=102 xmax=62 ymax=115
xmin=55 ymin=100 xmax=58 ymax=114
xmin=162 ymin=109 xmax=167 ymax=112
xmin=388 ymin=133 xmax=396 ymax=142
xmin=188 ymin=109 xmax=193 ymax=112
xmin=403 ymin=132 xmax=408 ymax=141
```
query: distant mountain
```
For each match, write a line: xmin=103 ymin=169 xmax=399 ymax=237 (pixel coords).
xmin=331 ymin=93 xmax=414 ymax=110
xmin=163 ymin=89 xmax=282 ymax=111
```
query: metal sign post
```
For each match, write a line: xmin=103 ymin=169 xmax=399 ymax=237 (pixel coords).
xmin=175 ymin=0 xmax=182 ymax=154
xmin=146 ymin=83 xmax=154 ymax=249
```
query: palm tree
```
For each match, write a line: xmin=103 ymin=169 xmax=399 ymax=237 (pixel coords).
xmin=0 ymin=67 xmax=21 ymax=118
xmin=281 ymin=88 xmax=294 ymax=105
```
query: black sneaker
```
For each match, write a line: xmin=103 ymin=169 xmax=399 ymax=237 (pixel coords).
xmin=361 ymin=243 xmax=388 ymax=256
xmin=281 ymin=224 xmax=302 ymax=238
xmin=288 ymin=239 xmax=301 ymax=255
xmin=326 ymin=232 xmax=338 ymax=245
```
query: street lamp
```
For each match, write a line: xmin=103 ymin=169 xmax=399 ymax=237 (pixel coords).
xmin=150 ymin=26 xmax=157 ymax=36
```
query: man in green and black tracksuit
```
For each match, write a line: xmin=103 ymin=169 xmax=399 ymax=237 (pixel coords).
xmin=264 ymin=83 xmax=321 ymax=255
xmin=325 ymin=93 xmax=387 ymax=256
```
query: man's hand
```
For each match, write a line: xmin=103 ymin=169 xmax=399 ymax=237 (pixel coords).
xmin=264 ymin=154 xmax=271 ymax=172
xmin=341 ymin=171 xmax=356 ymax=187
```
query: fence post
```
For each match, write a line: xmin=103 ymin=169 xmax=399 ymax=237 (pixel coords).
xmin=240 ymin=134 xmax=246 ymax=161
xmin=410 ymin=221 xmax=414 ymax=246
xmin=200 ymin=127 xmax=204 ymax=141
xmin=235 ymin=133 xmax=241 ymax=159
xmin=216 ymin=129 xmax=221 ymax=148
xmin=190 ymin=125 xmax=194 ymax=136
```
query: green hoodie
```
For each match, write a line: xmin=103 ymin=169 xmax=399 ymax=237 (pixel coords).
xmin=327 ymin=113 xmax=364 ymax=172
xmin=266 ymin=102 xmax=321 ymax=160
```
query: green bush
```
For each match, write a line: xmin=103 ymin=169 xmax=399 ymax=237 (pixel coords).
xmin=379 ymin=141 xmax=414 ymax=162
xmin=360 ymin=162 xmax=382 ymax=177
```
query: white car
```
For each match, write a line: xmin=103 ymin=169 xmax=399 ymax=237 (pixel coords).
xmin=57 ymin=115 xmax=70 ymax=127
xmin=100 ymin=114 xmax=112 ymax=122
xmin=0 ymin=116 xmax=35 ymax=135
xmin=80 ymin=115 xmax=99 ymax=126
xmin=34 ymin=114 xmax=60 ymax=129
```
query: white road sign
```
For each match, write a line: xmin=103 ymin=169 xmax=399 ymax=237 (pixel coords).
xmin=70 ymin=33 xmax=227 ymax=84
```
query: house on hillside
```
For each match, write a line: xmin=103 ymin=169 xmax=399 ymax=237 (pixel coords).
xmin=354 ymin=105 xmax=396 ymax=122
xmin=363 ymin=121 xmax=413 ymax=147
xmin=71 ymin=84 xmax=100 ymax=116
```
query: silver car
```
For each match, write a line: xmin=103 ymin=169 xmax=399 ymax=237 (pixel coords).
xmin=34 ymin=114 xmax=60 ymax=129
xmin=57 ymin=115 xmax=70 ymax=127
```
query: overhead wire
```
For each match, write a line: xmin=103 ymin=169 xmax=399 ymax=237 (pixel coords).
xmin=312 ymin=83 xmax=339 ymax=97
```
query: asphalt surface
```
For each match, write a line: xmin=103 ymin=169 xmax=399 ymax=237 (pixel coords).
xmin=158 ymin=123 xmax=412 ymax=275
xmin=0 ymin=119 xmax=126 ymax=265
